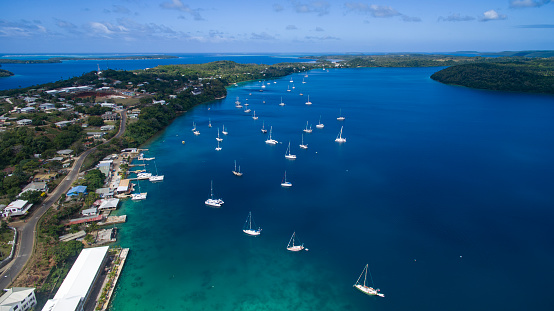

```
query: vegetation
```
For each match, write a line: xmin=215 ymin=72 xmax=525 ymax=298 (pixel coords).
xmin=0 ymin=221 xmax=15 ymax=261
xmin=431 ymin=59 xmax=554 ymax=94
xmin=0 ymin=69 xmax=14 ymax=77
xmin=0 ymin=54 xmax=178 ymax=64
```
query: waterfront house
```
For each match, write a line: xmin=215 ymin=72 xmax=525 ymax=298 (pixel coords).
xmin=95 ymin=188 xmax=114 ymax=198
xmin=0 ymin=287 xmax=37 ymax=311
xmin=81 ymin=207 xmax=98 ymax=216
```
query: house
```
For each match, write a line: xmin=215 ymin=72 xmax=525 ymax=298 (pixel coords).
xmin=57 ymin=149 xmax=73 ymax=157
xmin=98 ymin=198 xmax=119 ymax=210
xmin=0 ymin=287 xmax=37 ymax=311
xmin=100 ymin=102 xmax=116 ymax=108
xmin=152 ymin=100 xmax=166 ymax=105
xmin=19 ymin=181 xmax=48 ymax=196
xmin=48 ymin=156 xmax=64 ymax=162
xmin=97 ymin=161 xmax=112 ymax=179
xmin=39 ymin=103 xmax=56 ymax=110
xmin=16 ymin=119 xmax=32 ymax=126
xmin=20 ymin=107 xmax=36 ymax=113
xmin=2 ymin=200 xmax=33 ymax=218
xmin=67 ymin=186 xmax=87 ymax=197
xmin=101 ymin=111 xmax=119 ymax=121
xmin=87 ymin=132 xmax=105 ymax=139
xmin=55 ymin=120 xmax=74 ymax=128
xmin=95 ymin=188 xmax=114 ymax=198
xmin=100 ymin=125 xmax=115 ymax=131
xmin=81 ymin=207 xmax=98 ymax=216
xmin=34 ymin=172 xmax=58 ymax=182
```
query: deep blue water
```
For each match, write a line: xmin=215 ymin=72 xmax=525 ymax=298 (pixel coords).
xmin=0 ymin=53 xmax=313 ymax=91
xmin=104 ymin=67 xmax=554 ymax=311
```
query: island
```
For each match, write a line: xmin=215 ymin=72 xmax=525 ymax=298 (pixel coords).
xmin=0 ymin=69 xmax=14 ymax=77
xmin=0 ymin=54 xmax=178 ymax=64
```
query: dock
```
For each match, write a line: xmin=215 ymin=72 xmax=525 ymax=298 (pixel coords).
xmin=95 ymin=248 xmax=130 ymax=311
xmin=98 ymin=215 xmax=127 ymax=226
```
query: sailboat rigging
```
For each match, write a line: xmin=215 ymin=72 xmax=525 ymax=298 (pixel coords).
xmin=281 ymin=170 xmax=292 ymax=187
xmin=265 ymin=126 xmax=278 ymax=144
xmin=285 ymin=141 xmax=296 ymax=159
xmin=286 ymin=232 xmax=307 ymax=251
xmin=216 ymin=128 xmax=223 ymax=142
xmin=149 ymin=161 xmax=164 ymax=182
xmin=299 ymin=134 xmax=308 ymax=149
xmin=205 ymin=180 xmax=224 ymax=207
xmin=242 ymin=212 xmax=261 ymax=236
xmin=232 ymin=160 xmax=243 ymax=176
xmin=335 ymin=126 xmax=346 ymax=143
xmin=353 ymin=264 xmax=385 ymax=298
xmin=316 ymin=115 xmax=324 ymax=129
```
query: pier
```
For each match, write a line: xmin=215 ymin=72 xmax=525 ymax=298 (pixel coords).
xmin=95 ymin=248 xmax=129 ymax=311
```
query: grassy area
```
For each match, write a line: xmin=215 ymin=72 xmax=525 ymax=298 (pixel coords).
xmin=0 ymin=228 xmax=15 ymax=261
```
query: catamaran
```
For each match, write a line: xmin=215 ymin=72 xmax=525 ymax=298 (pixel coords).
xmin=242 ymin=211 xmax=261 ymax=236
xmin=335 ymin=126 xmax=346 ymax=143
xmin=149 ymin=161 xmax=164 ymax=182
xmin=281 ymin=170 xmax=292 ymax=187
xmin=337 ymin=109 xmax=345 ymax=121
xmin=305 ymin=95 xmax=312 ymax=105
xmin=131 ymin=181 xmax=147 ymax=200
xmin=261 ymin=121 xmax=268 ymax=133
xmin=193 ymin=129 xmax=200 ymax=135
xmin=216 ymin=128 xmax=223 ymax=142
xmin=299 ymin=134 xmax=308 ymax=149
xmin=279 ymin=97 xmax=285 ymax=106
xmin=316 ymin=115 xmax=324 ymax=129
xmin=265 ymin=126 xmax=278 ymax=145
xmin=286 ymin=232 xmax=306 ymax=251
xmin=252 ymin=111 xmax=258 ymax=120
xmin=205 ymin=180 xmax=224 ymax=207
xmin=303 ymin=121 xmax=313 ymax=133
xmin=353 ymin=264 xmax=385 ymax=298
xmin=232 ymin=160 xmax=243 ymax=176
xmin=285 ymin=141 xmax=296 ymax=159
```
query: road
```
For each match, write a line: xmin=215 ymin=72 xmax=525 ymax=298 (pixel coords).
xmin=0 ymin=110 xmax=126 ymax=290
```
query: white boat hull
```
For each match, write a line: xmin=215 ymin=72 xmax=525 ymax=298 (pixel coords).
xmin=285 ymin=154 xmax=296 ymax=159
xmin=149 ymin=175 xmax=164 ymax=182
xmin=354 ymin=285 xmax=385 ymax=297
xmin=287 ymin=245 xmax=304 ymax=252
xmin=281 ymin=182 xmax=292 ymax=187
xmin=300 ymin=144 xmax=308 ymax=149
xmin=131 ymin=193 xmax=147 ymax=200
xmin=205 ymin=199 xmax=222 ymax=208
xmin=243 ymin=229 xmax=261 ymax=236
xmin=265 ymin=139 xmax=278 ymax=145
xmin=232 ymin=171 xmax=243 ymax=176
xmin=316 ymin=124 xmax=324 ymax=129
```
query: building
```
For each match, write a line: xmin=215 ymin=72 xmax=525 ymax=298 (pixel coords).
xmin=95 ymin=188 xmax=113 ymax=198
xmin=2 ymin=200 xmax=33 ymax=218
xmin=55 ymin=120 xmax=74 ymax=128
xmin=67 ymin=186 xmax=87 ymax=197
xmin=57 ymin=149 xmax=73 ymax=157
xmin=98 ymin=198 xmax=119 ymax=211
xmin=39 ymin=103 xmax=56 ymax=110
xmin=41 ymin=246 xmax=109 ymax=311
xmin=81 ymin=207 xmax=98 ymax=216
xmin=100 ymin=125 xmax=115 ymax=131
xmin=16 ymin=119 xmax=32 ymax=126
xmin=19 ymin=181 xmax=48 ymax=196
xmin=0 ymin=287 xmax=37 ymax=311
xmin=101 ymin=111 xmax=118 ymax=121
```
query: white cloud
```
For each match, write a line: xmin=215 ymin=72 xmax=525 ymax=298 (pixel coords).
xmin=160 ymin=0 xmax=204 ymax=21
xmin=509 ymin=0 xmax=552 ymax=8
xmin=344 ymin=2 xmax=400 ymax=18
xmin=0 ymin=19 xmax=49 ymax=37
xmin=480 ymin=9 xmax=507 ymax=21
xmin=438 ymin=13 xmax=476 ymax=22
xmin=291 ymin=0 xmax=330 ymax=16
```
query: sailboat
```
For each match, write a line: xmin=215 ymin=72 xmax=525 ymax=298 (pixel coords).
xmin=216 ymin=128 xmax=223 ymax=142
xmin=292 ymin=84 xmax=295 ymax=89
xmin=191 ymin=121 xmax=196 ymax=131
xmin=232 ymin=160 xmax=243 ymax=176
xmin=353 ymin=264 xmax=385 ymax=298
xmin=208 ymin=118 xmax=212 ymax=128
xmin=337 ymin=109 xmax=345 ymax=121
xmin=281 ymin=170 xmax=292 ymax=187
xmin=244 ymin=106 xmax=251 ymax=113
xmin=242 ymin=212 xmax=261 ymax=236
xmin=285 ymin=141 xmax=296 ymax=159
xmin=316 ymin=115 xmax=324 ymax=129
xmin=215 ymin=140 xmax=222 ymax=151
xmin=193 ymin=129 xmax=200 ymax=135
xmin=286 ymin=232 xmax=306 ymax=251
xmin=303 ymin=121 xmax=313 ymax=133
xmin=261 ymin=121 xmax=268 ymax=133
xmin=222 ymin=125 xmax=228 ymax=135
xmin=252 ymin=111 xmax=258 ymax=120
xmin=302 ymin=78 xmax=306 ymax=84
xmin=235 ymin=97 xmax=242 ymax=108
xmin=265 ymin=126 xmax=278 ymax=145
xmin=335 ymin=126 xmax=346 ymax=143
xmin=287 ymin=85 xmax=291 ymax=92
xmin=305 ymin=95 xmax=312 ymax=105
xmin=131 ymin=180 xmax=147 ymax=200
xmin=289 ymin=77 xmax=293 ymax=83
xmin=299 ymin=134 xmax=308 ymax=149
xmin=205 ymin=180 xmax=224 ymax=207
xmin=149 ymin=161 xmax=164 ymax=182
xmin=279 ymin=97 xmax=285 ymax=106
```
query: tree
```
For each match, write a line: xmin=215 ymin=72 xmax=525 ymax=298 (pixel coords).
xmin=88 ymin=116 xmax=104 ymax=127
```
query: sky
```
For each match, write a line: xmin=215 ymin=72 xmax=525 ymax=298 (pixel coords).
xmin=1 ymin=0 xmax=553 ymax=54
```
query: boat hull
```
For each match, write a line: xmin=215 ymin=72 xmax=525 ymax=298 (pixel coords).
xmin=287 ymin=245 xmax=304 ymax=252
xmin=243 ymin=229 xmax=261 ymax=236
xmin=353 ymin=285 xmax=385 ymax=297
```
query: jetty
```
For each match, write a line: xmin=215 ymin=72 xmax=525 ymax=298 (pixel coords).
xmin=95 ymin=248 xmax=130 ymax=311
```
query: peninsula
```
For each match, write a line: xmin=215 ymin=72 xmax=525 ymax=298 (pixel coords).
xmin=0 ymin=54 xmax=178 ymax=64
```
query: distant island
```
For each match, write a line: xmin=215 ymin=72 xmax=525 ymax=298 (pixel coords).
xmin=0 ymin=69 xmax=14 ymax=77
xmin=0 ymin=54 xmax=178 ymax=64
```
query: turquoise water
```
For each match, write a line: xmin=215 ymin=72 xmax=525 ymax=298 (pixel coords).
xmin=109 ymin=67 xmax=554 ymax=311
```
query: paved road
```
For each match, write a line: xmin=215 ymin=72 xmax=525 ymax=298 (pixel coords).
xmin=0 ymin=110 xmax=126 ymax=290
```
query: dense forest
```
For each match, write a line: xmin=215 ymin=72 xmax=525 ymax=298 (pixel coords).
xmin=0 ymin=69 xmax=14 ymax=77
xmin=430 ymin=59 xmax=554 ymax=94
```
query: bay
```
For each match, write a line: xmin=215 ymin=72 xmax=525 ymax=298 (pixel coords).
xmin=109 ymin=67 xmax=554 ymax=311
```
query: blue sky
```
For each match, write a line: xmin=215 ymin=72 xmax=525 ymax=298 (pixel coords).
xmin=1 ymin=0 xmax=553 ymax=53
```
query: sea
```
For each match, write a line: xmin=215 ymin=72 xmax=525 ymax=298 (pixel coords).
xmin=3 ymin=55 xmax=554 ymax=310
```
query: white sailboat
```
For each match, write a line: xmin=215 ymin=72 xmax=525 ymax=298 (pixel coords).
xmin=316 ymin=115 xmax=324 ymax=129
xmin=287 ymin=85 xmax=291 ymax=92
xmin=235 ymin=97 xmax=242 ymax=108
xmin=353 ymin=264 xmax=385 ymax=298
xmin=292 ymin=84 xmax=295 ymax=89
xmin=337 ymin=109 xmax=345 ymax=121
xmin=222 ymin=124 xmax=228 ymax=135
xmin=303 ymin=121 xmax=313 ymax=133
xmin=261 ymin=121 xmax=268 ymax=133
xmin=149 ymin=161 xmax=164 ymax=182
xmin=244 ymin=107 xmax=251 ymax=113
xmin=335 ymin=126 xmax=346 ymax=143
xmin=191 ymin=121 xmax=197 ymax=131
xmin=285 ymin=141 xmax=296 ymax=160
xmin=279 ymin=97 xmax=285 ymax=106
xmin=299 ymin=134 xmax=308 ymax=149
xmin=205 ymin=180 xmax=224 ymax=207
xmin=242 ymin=212 xmax=261 ymax=236
xmin=215 ymin=140 xmax=222 ymax=151
xmin=286 ymin=232 xmax=306 ymax=251
xmin=289 ymin=77 xmax=293 ymax=83
xmin=216 ymin=128 xmax=223 ymax=142
xmin=265 ymin=126 xmax=278 ymax=145
xmin=302 ymin=78 xmax=306 ymax=84
xmin=208 ymin=118 xmax=212 ymax=128
xmin=193 ymin=129 xmax=200 ymax=135
xmin=131 ymin=181 xmax=147 ymax=200
xmin=281 ymin=170 xmax=292 ymax=187
xmin=137 ymin=172 xmax=152 ymax=180
xmin=305 ymin=95 xmax=312 ymax=105
xmin=252 ymin=111 xmax=258 ymax=120
xmin=232 ymin=160 xmax=243 ymax=176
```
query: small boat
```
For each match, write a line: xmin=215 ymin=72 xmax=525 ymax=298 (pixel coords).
xmin=216 ymin=128 xmax=223 ymax=142
xmin=191 ymin=122 xmax=197 ymax=131
xmin=261 ymin=121 xmax=268 ymax=133
xmin=265 ymin=126 xmax=278 ymax=145
xmin=289 ymin=78 xmax=293 ymax=83
xmin=182 ymin=141 xmax=185 ymax=144
xmin=285 ymin=141 xmax=296 ymax=159
xmin=279 ymin=97 xmax=285 ymax=106
xmin=235 ymin=97 xmax=243 ymax=108
xmin=353 ymin=264 xmax=385 ymax=298
xmin=302 ymin=78 xmax=306 ymax=84
xmin=335 ymin=126 xmax=346 ymax=143
xmin=205 ymin=180 xmax=224 ymax=207
xmin=287 ymin=85 xmax=291 ymax=92
xmin=299 ymin=133 xmax=308 ymax=149
xmin=137 ymin=172 xmax=152 ymax=180
xmin=281 ymin=170 xmax=292 ymax=187
xmin=286 ymin=232 xmax=306 ymax=251
xmin=208 ymin=118 xmax=212 ymax=128
xmin=193 ymin=130 xmax=200 ymax=135
xmin=131 ymin=181 xmax=147 ymax=200
xmin=261 ymin=83 xmax=266 ymax=89
xmin=305 ymin=95 xmax=312 ymax=105
xmin=292 ymin=84 xmax=295 ymax=89
xmin=232 ymin=160 xmax=243 ymax=176
xmin=316 ymin=115 xmax=324 ymax=129
xmin=242 ymin=212 xmax=261 ymax=236
xmin=303 ymin=121 xmax=313 ymax=133
xmin=304 ymin=73 xmax=308 ymax=78
xmin=149 ymin=161 xmax=164 ymax=182
xmin=244 ymin=107 xmax=251 ymax=113
xmin=337 ymin=108 xmax=345 ymax=121
xmin=252 ymin=111 xmax=258 ymax=120
xmin=215 ymin=140 xmax=222 ymax=151
xmin=222 ymin=125 xmax=228 ymax=135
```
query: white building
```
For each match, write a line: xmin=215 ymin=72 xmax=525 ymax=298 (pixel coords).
xmin=41 ymin=246 xmax=109 ymax=311
xmin=2 ymin=200 xmax=33 ymax=218
xmin=16 ymin=119 xmax=32 ymax=126
xmin=0 ymin=287 xmax=37 ymax=311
